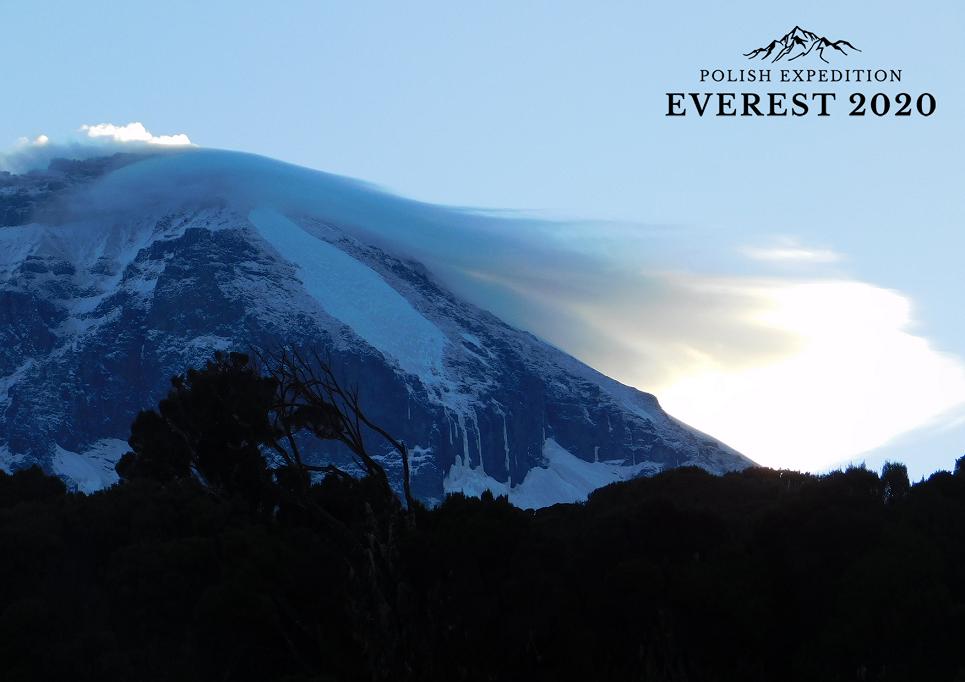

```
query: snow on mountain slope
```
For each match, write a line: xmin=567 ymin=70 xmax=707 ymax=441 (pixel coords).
xmin=249 ymin=206 xmax=448 ymax=386
xmin=0 ymin=149 xmax=752 ymax=505
xmin=51 ymin=439 xmax=128 ymax=494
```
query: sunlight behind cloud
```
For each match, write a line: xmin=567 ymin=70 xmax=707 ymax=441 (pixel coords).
xmin=658 ymin=281 xmax=965 ymax=471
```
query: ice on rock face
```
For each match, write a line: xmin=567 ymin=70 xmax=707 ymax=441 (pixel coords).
xmin=443 ymin=437 xmax=661 ymax=509
xmin=0 ymin=150 xmax=751 ymax=505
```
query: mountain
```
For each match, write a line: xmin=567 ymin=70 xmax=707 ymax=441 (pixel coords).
xmin=744 ymin=26 xmax=860 ymax=63
xmin=0 ymin=149 xmax=752 ymax=506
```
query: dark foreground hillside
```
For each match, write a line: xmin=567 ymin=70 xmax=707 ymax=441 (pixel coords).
xmin=2 ymin=356 xmax=965 ymax=682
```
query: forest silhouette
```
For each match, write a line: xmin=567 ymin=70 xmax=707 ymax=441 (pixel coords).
xmin=1 ymin=352 xmax=964 ymax=681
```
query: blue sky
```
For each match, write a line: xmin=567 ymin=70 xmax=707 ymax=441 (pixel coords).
xmin=2 ymin=0 xmax=964 ymax=477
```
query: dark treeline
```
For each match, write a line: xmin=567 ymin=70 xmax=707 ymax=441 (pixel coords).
xmin=2 ymin=354 xmax=965 ymax=681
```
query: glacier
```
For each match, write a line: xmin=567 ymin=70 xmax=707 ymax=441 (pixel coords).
xmin=248 ymin=206 xmax=449 ymax=385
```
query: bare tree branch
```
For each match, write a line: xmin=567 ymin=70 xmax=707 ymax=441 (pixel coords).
xmin=254 ymin=346 xmax=416 ymax=512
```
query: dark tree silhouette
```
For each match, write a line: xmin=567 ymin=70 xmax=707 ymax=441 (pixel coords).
xmin=113 ymin=350 xmax=417 ymax=679
xmin=116 ymin=351 xmax=276 ymax=508
xmin=881 ymin=461 xmax=910 ymax=503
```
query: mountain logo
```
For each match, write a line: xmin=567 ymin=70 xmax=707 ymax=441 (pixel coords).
xmin=744 ymin=26 xmax=860 ymax=64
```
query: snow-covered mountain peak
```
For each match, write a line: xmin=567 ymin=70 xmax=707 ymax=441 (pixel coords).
xmin=0 ymin=150 xmax=751 ymax=506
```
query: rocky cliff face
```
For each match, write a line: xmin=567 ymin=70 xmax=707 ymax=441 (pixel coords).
xmin=0 ymin=150 xmax=751 ymax=506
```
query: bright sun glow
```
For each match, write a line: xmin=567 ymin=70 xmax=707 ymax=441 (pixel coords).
xmin=658 ymin=281 xmax=965 ymax=471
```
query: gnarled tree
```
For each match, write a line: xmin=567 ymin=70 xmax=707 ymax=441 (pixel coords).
xmin=260 ymin=347 xmax=416 ymax=512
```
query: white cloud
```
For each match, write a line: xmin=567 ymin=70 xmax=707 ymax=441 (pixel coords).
xmin=79 ymin=122 xmax=193 ymax=146
xmin=14 ymin=134 xmax=50 ymax=147
xmin=743 ymin=244 xmax=842 ymax=263
xmin=742 ymin=237 xmax=842 ymax=264
xmin=1 ymin=123 xmax=195 ymax=173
